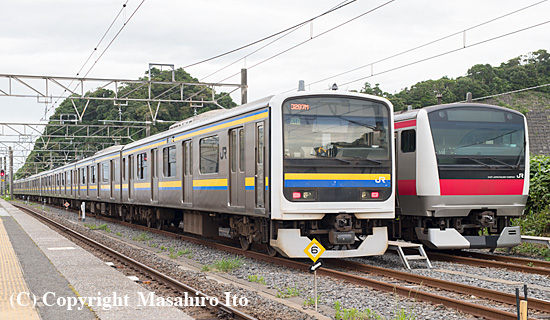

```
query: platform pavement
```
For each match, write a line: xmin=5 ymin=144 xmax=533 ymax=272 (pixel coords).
xmin=0 ymin=199 xmax=194 ymax=320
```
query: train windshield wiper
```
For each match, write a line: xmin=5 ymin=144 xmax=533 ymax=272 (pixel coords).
xmin=338 ymin=155 xmax=382 ymax=165
xmin=454 ymin=157 xmax=492 ymax=168
xmin=481 ymin=157 xmax=514 ymax=168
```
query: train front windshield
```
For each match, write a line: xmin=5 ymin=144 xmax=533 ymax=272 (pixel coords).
xmin=428 ymin=107 xmax=525 ymax=167
xmin=283 ymin=97 xmax=390 ymax=162
xmin=282 ymin=96 xmax=392 ymax=202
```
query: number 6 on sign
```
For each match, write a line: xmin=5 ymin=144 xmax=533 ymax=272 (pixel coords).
xmin=304 ymin=238 xmax=326 ymax=262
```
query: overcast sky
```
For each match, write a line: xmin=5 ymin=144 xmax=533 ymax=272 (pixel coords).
xmin=0 ymin=0 xmax=549 ymax=154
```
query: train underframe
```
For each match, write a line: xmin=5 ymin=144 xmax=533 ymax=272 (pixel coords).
xmin=389 ymin=209 xmax=521 ymax=249
xmin=20 ymin=195 xmax=389 ymax=257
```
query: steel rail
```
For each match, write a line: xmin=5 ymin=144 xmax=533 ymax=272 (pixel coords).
xmin=13 ymin=203 xmax=257 ymax=320
xmin=428 ymin=252 xmax=550 ymax=276
xmin=328 ymin=259 xmax=550 ymax=314
xmin=448 ymin=250 xmax=550 ymax=269
xmin=19 ymin=202 xmax=523 ymax=320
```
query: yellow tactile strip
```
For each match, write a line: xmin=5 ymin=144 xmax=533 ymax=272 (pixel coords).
xmin=0 ymin=218 xmax=40 ymax=320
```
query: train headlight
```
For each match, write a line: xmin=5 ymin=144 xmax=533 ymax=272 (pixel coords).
xmin=291 ymin=190 xmax=316 ymax=200
xmin=302 ymin=191 xmax=314 ymax=199
xmin=362 ymin=190 xmax=380 ymax=200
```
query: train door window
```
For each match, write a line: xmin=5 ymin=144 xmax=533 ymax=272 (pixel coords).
xmin=200 ymin=135 xmax=219 ymax=174
xmin=110 ymin=159 xmax=115 ymax=198
xmin=256 ymin=123 xmax=265 ymax=207
xmin=81 ymin=167 xmax=86 ymax=184
xmin=230 ymin=130 xmax=237 ymax=173
xmin=122 ymin=158 xmax=126 ymax=181
xmin=67 ymin=171 xmax=71 ymax=193
xmin=182 ymin=140 xmax=193 ymax=202
xmin=102 ymin=163 xmax=109 ymax=182
xmin=401 ymin=130 xmax=416 ymax=153
xmin=137 ymin=153 xmax=147 ymax=180
xmin=128 ymin=155 xmax=134 ymax=199
xmin=151 ymin=149 xmax=157 ymax=179
xmin=239 ymin=129 xmax=245 ymax=172
xmin=129 ymin=155 xmax=134 ymax=180
xmin=90 ymin=165 xmax=96 ymax=184
xmin=163 ymin=146 xmax=176 ymax=177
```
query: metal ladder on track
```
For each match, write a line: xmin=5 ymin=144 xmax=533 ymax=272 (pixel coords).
xmin=387 ymin=240 xmax=432 ymax=270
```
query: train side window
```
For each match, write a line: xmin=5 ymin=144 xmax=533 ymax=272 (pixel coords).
xmin=200 ymin=135 xmax=219 ymax=174
xmin=163 ymin=146 xmax=176 ymax=177
xmin=137 ymin=153 xmax=147 ymax=180
xmin=102 ymin=163 xmax=109 ymax=182
xmin=401 ymin=130 xmax=416 ymax=153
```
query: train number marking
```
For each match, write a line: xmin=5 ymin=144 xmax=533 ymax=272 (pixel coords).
xmin=304 ymin=238 xmax=326 ymax=262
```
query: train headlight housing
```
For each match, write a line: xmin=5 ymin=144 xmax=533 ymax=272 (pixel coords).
xmin=302 ymin=191 xmax=314 ymax=199
xmin=362 ymin=190 xmax=380 ymax=200
xmin=291 ymin=190 xmax=316 ymax=200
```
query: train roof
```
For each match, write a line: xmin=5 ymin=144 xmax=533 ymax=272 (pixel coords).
xmin=394 ymin=102 xmax=524 ymax=122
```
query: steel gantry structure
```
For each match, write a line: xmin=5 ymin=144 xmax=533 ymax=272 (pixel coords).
xmin=0 ymin=66 xmax=248 ymax=179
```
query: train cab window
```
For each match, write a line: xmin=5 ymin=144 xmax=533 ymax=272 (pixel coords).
xmin=137 ymin=153 xmax=147 ymax=180
xmin=163 ymin=146 xmax=176 ymax=177
xmin=102 ymin=163 xmax=109 ymax=182
xmin=90 ymin=165 xmax=96 ymax=184
xmin=401 ymin=130 xmax=416 ymax=153
xmin=200 ymin=135 xmax=219 ymax=174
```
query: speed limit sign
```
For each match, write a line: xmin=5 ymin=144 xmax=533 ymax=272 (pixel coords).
xmin=304 ymin=238 xmax=325 ymax=262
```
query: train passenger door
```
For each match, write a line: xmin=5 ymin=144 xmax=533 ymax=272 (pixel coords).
xmin=255 ymin=122 xmax=265 ymax=208
xmin=182 ymin=140 xmax=193 ymax=203
xmin=229 ymin=128 xmax=245 ymax=207
xmin=151 ymin=148 xmax=159 ymax=202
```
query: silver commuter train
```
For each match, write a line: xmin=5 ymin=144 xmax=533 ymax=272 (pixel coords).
xmin=14 ymin=90 xmax=395 ymax=258
xmin=392 ymin=103 xmax=529 ymax=249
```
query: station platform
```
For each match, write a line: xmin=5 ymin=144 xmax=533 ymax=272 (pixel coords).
xmin=0 ymin=199 xmax=193 ymax=320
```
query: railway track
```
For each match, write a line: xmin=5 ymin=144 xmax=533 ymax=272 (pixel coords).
xmin=17 ymin=201 xmax=545 ymax=320
xmin=428 ymin=251 xmax=550 ymax=276
xmin=13 ymin=203 xmax=257 ymax=320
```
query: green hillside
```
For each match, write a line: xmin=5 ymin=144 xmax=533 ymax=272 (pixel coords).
xmin=360 ymin=49 xmax=550 ymax=110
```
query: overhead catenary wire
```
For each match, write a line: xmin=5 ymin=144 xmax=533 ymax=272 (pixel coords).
xmin=213 ymin=0 xmax=396 ymax=85
xmin=44 ymin=0 xmax=146 ymax=117
xmin=184 ymin=0 xmax=394 ymax=104
xmin=184 ymin=0 xmax=357 ymax=70
xmin=468 ymin=83 xmax=550 ymax=102
xmin=200 ymin=0 xmax=356 ymax=81
xmin=305 ymin=0 xmax=548 ymax=88
xmin=338 ymin=19 xmax=550 ymax=87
